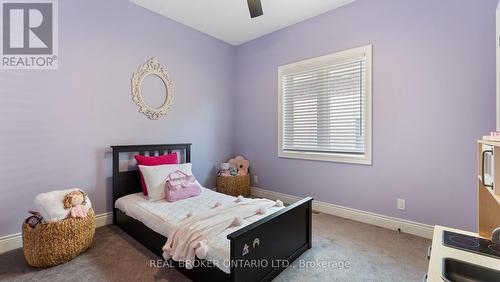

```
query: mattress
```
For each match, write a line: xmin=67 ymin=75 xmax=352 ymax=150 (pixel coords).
xmin=115 ymin=187 xmax=283 ymax=273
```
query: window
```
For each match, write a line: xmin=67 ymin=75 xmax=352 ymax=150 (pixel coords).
xmin=278 ymin=45 xmax=372 ymax=164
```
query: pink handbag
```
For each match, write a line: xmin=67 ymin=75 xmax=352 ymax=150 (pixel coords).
xmin=165 ymin=170 xmax=202 ymax=202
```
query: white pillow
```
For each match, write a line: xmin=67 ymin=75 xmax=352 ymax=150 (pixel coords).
xmin=139 ymin=163 xmax=193 ymax=201
xmin=34 ymin=189 xmax=92 ymax=222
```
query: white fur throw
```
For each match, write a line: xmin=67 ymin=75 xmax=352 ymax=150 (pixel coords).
xmin=162 ymin=197 xmax=283 ymax=268
xmin=34 ymin=189 xmax=92 ymax=222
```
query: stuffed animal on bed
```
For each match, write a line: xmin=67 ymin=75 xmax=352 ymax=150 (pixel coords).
xmin=63 ymin=190 xmax=89 ymax=218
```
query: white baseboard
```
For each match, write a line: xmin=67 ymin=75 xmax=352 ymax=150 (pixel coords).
xmin=0 ymin=212 xmax=113 ymax=254
xmin=251 ymin=187 xmax=434 ymax=239
xmin=95 ymin=212 xmax=113 ymax=227
xmin=0 ymin=232 xmax=22 ymax=255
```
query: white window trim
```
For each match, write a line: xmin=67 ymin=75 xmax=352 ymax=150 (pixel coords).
xmin=277 ymin=44 xmax=372 ymax=165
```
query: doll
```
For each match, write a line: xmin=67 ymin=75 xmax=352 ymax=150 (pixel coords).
xmin=63 ymin=190 xmax=89 ymax=218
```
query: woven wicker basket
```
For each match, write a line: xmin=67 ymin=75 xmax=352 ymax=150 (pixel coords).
xmin=216 ymin=175 xmax=250 ymax=197
xmin=22 ymin=209 xmax=95 ymax=268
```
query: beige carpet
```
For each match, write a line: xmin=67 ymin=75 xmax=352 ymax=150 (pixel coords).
xmin=0 ymin=213 xmax=430 ymax=282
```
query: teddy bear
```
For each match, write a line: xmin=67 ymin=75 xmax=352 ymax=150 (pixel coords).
xmin=63 ymin=190 xmax=89 ymax=218
xmin=228 ymin=155 xmax=250 ymax=176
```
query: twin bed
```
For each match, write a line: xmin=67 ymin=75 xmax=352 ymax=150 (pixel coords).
xmin=111 ymin=144 xmax=313 ymax=282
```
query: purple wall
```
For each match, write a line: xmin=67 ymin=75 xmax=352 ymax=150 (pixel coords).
xmin=234 ymin=0 xmax=497 ymax=231
xmin=0 ymin=0 xmax=235 ymax=236
xmin=0 ymin=0 xmax=497 ymax=237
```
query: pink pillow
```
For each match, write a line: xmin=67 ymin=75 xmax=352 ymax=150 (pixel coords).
xmin=135 ymin=153 xmax=178 ymax=195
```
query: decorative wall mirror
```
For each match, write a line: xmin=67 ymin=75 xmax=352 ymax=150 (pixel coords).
xmin=132 ymin=57 xmax=173 ymax=119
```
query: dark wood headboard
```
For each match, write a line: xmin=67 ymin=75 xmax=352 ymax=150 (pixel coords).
xmin=110 ymin=144 xmax=191 ymax=222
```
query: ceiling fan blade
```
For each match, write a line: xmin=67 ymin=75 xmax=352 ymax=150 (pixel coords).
xmin=247 ymin=0 xmax=263 ymax=18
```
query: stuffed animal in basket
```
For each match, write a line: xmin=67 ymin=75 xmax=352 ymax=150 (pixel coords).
xmin=63 ymin=190 xmax=89 ymax=218
xmin=228 ymin=155 xmax=250 ymax=176
xmin=218 ymin=163 xmax=231 ymax=176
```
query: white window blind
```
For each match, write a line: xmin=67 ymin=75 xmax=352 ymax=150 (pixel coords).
xmin=278 ymin=45 xmax=372 ymax=164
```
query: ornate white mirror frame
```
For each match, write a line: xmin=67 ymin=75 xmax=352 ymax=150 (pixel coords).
xmin=132 ymin=57 xmax=174 ymax=120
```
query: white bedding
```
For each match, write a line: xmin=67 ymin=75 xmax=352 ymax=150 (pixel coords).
xmin=115 ymin=187 xmax=283 ymax=273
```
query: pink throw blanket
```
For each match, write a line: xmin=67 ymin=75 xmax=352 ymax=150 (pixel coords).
xmin=162 ymin=196 xmax=283 ymax=268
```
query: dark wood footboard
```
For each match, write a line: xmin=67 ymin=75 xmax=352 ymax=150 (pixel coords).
xmin=227 ymin=197 xmax=313 ymax=282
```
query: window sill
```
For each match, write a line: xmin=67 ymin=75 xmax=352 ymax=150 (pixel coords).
xmin=278 ymin=150 xmax=372 ymax=165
